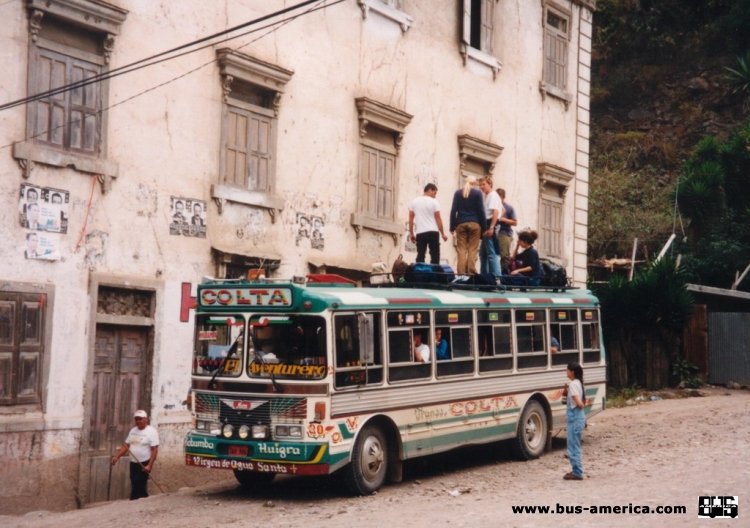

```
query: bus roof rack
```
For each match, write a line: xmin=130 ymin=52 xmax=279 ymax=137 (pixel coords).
xmin=369 ymin=275 xmax=575 ymax=293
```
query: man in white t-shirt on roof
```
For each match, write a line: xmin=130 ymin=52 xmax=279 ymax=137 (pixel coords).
xmin=408 ymin=183 xmax=448 ymax=264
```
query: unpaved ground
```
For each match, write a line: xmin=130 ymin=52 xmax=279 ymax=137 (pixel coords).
xmin=3 ymin=388 xmax=749 ymax=528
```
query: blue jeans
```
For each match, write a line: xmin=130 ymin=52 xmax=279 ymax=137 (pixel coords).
xmin=566 ymin=406 xmax=585 ymax=477
xmin=479 ymin=234 xmax=502 ymax=278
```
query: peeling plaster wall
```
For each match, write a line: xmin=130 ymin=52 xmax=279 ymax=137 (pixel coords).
xmin=0 ymin=0 xmax=592 ymax=512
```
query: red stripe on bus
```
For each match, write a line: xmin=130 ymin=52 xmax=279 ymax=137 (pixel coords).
xmin=484 ymin=298 xmax=510 ymax=303
xmin=531 ymin=298 xmax=551 ymax=303
xmin=387 ymin=298 xmax=432 ymax=304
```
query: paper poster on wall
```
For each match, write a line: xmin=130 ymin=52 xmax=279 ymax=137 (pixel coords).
xmin=24 ymin=231 xmax=61 ymax=261
xmin=169 ymin=196 xmax=207 ymax=238
xmin=295 ymin=213 xmax=325 ymax=250
xmin=19 ymin=183 xmax=69 ymax=234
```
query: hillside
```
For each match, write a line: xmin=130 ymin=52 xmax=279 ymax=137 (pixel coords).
xmin=588 ymin=0 xmax=750 ymax=264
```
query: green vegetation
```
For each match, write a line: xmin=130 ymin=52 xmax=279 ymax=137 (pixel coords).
xmin=676 ymin=119 xmax=750 ymax=291
xmin=725 ymin=51 xmax=750 ymax=95
xmin=593 ymin=258 xmax=693 ymax=388
xmin=670 ymin=358 xmax=703 ymax=389
xmin=605 ymin=386 xmax=640 ymax=408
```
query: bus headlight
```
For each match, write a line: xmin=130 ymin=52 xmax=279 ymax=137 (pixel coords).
xmin=275 ymin=425 xmax=303 ymax=438
xmin=238 ymin=425 xmax=250 ymax=439
xmin=210 ymin=422 xmax=222 ymax=435
xmin=222 ymin=424 xmax=234 ymax=438
xmin=251 ymin=425 xmax=268 ymax=439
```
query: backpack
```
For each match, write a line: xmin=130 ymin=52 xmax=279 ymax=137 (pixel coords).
xmin=404 ymin=263 xmax=456 ymax=284
xmin=540 ymin=258 xmax=568 ymax=287
xmin=391 ymin=254 xmax=409 ymax=282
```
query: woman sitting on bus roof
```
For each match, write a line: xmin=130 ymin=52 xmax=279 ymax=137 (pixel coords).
xmin=506 ymin=229 xmax=542 ymax=286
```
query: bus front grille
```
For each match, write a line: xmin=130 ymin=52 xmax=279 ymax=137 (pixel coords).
xmin=195 ymin=391 xmax=307 ymax=427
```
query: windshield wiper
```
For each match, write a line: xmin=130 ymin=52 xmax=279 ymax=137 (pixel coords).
xmin=208 ymin=330 xmax=243 ymax=389
xmin=253 ymin=350 xmax=282 ymax=393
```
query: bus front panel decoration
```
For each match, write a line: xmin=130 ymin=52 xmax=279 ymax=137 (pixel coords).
xmin=184 ymin=275 xmax=607 ymax=495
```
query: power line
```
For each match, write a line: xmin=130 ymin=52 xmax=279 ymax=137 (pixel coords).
xmin=0 ymin=0 xmax=325 ymax=112
xmin=0 ymin=0 xmax=344 ymax=153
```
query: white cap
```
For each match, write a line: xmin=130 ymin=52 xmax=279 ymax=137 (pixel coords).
xmin=133 ymin=410 xmax=148 ymax=418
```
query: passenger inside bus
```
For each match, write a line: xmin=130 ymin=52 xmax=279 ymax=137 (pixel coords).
xmin=550 ymin=336 xmax=560 ymax=354
xmin=435 ymin=328 xmax=450 ymax=360
xmin=413 ymin=333 xmax=430 ymax=363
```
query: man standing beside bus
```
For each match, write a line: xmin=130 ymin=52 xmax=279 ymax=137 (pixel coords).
xmin=408 ymin=183 xmax=448 ymax=264
xmin=111 ymin=410 xmax=160 ymax=500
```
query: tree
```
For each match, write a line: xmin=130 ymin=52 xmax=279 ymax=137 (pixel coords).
xmin=676 ymin=119 xmax=750 ymax=290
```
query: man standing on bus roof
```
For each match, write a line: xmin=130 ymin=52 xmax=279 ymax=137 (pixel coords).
xmin=408 ymin=183 xmax=448 ymax=264
xmin=413 ymin=333 xmax=430 ymax=363
xmin=111 ymin=410 xmax=160 ymax=500
xmin=495 ymin=188 xmax=518 ymax=275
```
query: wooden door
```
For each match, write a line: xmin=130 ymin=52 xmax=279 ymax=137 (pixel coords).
xmin=85 ymin=325 xmax=150 ymax=503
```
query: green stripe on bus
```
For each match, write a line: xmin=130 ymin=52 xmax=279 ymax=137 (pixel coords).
xmin=402 ymin=422 xmax=518 ymax=452
xmin=338 ymin=423 xmax=355 ymax=440
xmin=397 ymin=407 xmax=520 ymax=433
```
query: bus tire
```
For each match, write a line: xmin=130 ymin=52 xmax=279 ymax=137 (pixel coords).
xmin=343 ymin=424 xmax=388 ymax=495
xmin=515 ymin=400 xmax=548 ymax=460
xmin=233 ymin=469 xmax=275 ymax=489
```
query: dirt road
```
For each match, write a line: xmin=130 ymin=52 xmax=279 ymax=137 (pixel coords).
xmin=3 ymin=388 xmax=748 ymax=528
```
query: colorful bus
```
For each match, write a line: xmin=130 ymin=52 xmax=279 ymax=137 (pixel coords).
xmin=184 ymin=274 xmax=606 ymax=494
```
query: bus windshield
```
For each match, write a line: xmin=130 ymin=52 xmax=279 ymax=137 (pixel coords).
xmin=193 ymin=314 xmax=245 ymax=377
xmin=247 ymin=314 xmax=327 ymax=380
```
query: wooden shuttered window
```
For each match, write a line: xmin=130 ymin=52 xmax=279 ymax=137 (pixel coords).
xmin=30 ymin=47 xmax=102 ymax=155
xmin=539 ymin=194 xmax=563 ymax=258
xmin=0 ymin=292 xmax=45 ymax=406
xmin=543 ymin=7 xmax=569 ymax=91
xmin=223 ymin=100 xmax=274 ymax=193
xmin=360 ymin=144 xmax=396 ymax=221
xmin=480 ymin=0 xmax=495 ymax=53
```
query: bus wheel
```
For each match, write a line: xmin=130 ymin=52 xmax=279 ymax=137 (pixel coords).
xmin=344 ymin=424 xmax=388 ymax=495
xmin=233 ymin=469 xmax=275 ymax=489
xmin=515 ymin=400 xmax=548 ymax=460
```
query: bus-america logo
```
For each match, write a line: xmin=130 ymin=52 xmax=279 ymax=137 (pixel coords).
xmin=199 ymin=287 xmax=292 ymax=307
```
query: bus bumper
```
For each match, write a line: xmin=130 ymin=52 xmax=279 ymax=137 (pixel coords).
xmin=184 ymin=432 xmax=335 ymax=476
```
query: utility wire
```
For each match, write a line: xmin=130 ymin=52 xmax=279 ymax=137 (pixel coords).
xmin=0 ymin=0 xmax=324 ymax=112
xmin=0 ymin=0 xmax=343 ymax=153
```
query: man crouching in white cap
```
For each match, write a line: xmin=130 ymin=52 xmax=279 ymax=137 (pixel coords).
xmin=111 ymin=410 xmax=160 ymax=500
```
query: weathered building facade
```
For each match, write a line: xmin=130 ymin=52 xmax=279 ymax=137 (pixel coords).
xmin=0 ymin=0 xmax=595 ymax=512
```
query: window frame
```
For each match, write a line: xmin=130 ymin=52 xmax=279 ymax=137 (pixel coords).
xmin=333 ymin=312 xmax=384 ymax=389
xmin=351 ymin=97 xmax=412 ymax=240
xmin=460 ymin=0 xmax=502 ymax=78
xmin=537 ymin=162 xmax=573 ymax=261
xmin=0 ymin=283 xmax=54 ymax=411
xmin=357 ymin=0 xmax=413 ymax=33
xmin=539 ymin=1 xmax=573 ymax=106
xmin=213 ymin=48 xmax=293 ymax=218
xmin=457 ymin=134 xmax=503 ymax=187
xmin=13 ymin=0 xmax=126 ymax=183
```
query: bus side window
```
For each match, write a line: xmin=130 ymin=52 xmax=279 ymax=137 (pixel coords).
xmin=516 ymin=310 xmax=546 ymax=369
xmin=581 ymin=309 xmax=601 ymax=364
xmin=335 ymin=315 xmax=359 ymax=367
